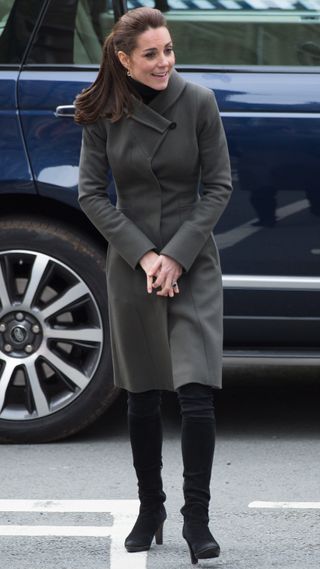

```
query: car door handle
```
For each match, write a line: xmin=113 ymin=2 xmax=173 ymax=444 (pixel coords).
xmin=55 ymin=105 xmax=75 ymax=118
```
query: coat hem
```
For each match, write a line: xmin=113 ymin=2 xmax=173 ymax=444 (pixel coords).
xmin=115 ymin=379 xmax=223 ymax=393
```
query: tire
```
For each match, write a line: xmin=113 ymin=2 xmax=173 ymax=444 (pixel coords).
xmin=0 ymin=216 xmax=119 ymax=443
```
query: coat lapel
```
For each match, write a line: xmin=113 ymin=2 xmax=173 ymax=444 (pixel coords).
xmin=127 ymin=70 xmax=186 ymax=160
xmin=148 ymin=69 xmax=186 ymax=115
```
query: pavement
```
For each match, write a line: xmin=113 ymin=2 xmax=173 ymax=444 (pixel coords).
xmin=0 ymin=368 xmax=319 ymax=569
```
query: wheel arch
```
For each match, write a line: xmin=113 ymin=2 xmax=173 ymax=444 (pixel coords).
xmin=0 ymin=193 xmax=107 ymax=251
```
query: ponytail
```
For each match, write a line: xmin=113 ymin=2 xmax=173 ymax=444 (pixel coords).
xmin=74 ymin=34 xmax=134 ymax=124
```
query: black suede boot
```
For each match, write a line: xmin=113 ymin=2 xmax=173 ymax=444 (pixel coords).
xmin=125 ymin=408 xmax=167 ymax=552
xmin=180 ymin=417 xmax=220 ymax=564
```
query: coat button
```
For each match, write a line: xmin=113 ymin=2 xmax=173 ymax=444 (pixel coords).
xmin=169 ymin=122 xmax=177 ymax=130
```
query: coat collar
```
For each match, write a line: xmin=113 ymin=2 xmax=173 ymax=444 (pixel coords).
xmin=128 ymin=69 xmax=186 ymax=133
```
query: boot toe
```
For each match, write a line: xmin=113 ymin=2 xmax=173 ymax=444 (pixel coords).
xmin=125 ymin=539 xmax=151 ymax=552
xmin=196 ymin=542 xmax=220 ymax=559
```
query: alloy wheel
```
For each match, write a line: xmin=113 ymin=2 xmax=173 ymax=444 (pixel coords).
xmin=0 ymin=250 xmax=104 ymax=421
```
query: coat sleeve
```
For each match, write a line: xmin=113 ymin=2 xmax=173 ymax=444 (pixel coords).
xmin=78 ymin=119 xmax=156 ymax=270
xmin=160 ymin=90 xmax=232 ymax=271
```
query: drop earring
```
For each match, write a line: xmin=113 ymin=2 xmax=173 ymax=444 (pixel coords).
xmin=127 ymin=69 xmax=131 ymax=77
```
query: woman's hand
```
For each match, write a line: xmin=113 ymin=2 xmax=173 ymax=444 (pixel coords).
xmin=139 ymin=252 xmax=182 ymax=297
xmin=139 ymin=251 xmax=161 ymax=294
xmin=148 ymin=254 xmax=183 ymax=298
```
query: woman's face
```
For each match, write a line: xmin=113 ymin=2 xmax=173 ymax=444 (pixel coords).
xmin=118 ymin=26 xmax=175 ymax=90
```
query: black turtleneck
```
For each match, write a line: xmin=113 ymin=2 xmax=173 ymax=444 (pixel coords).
xmin=127 ymin=76 xmax=162 ymax=105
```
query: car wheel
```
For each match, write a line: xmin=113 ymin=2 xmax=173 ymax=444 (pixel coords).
xmin=0 ymin=216 xmax=119 ymax=443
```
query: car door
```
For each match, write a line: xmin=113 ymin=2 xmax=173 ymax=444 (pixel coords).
xmin=17 ymin=0 xmax=116 ymax=210
xmin=0 ymin=0 xmax=39 ymax=198
xmin=131 ymin=0 xmax=320 ymax=355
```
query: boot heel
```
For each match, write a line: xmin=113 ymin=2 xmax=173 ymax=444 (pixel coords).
xmin=155 ymin=521 xmax=164 ymax=545
xmin=185 ymin=538 xmax=198 ymax=565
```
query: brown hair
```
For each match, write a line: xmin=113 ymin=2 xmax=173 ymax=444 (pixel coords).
xmin=74 ymin=7 xmax=167 ymax=124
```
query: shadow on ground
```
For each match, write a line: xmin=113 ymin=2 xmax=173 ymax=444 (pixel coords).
xmin=70 ymin=366 xmax=320 ymax=442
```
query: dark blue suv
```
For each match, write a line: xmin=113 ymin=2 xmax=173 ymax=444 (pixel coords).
xmin=0 ymin=0 xmax=319 ymax=442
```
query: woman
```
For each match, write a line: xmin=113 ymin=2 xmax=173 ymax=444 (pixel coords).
xmin=75 ymin=6 xmax=232 ymax=564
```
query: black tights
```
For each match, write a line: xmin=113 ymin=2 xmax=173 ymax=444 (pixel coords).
xmin=127 ymin=383 xmax=215 ymax=421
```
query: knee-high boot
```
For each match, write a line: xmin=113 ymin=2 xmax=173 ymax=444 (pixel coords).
xmin=125 ymin=408 xmax=167 ymax=552
xmin=180 ymin=416 xmax=220 ymax=564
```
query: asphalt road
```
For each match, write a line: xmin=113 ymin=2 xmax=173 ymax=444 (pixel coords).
xmin=0 ymin=366 xmax=319 ymax=569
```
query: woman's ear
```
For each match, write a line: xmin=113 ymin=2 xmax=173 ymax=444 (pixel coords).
xmin=117 ymin=50 xmax=130 ymax=72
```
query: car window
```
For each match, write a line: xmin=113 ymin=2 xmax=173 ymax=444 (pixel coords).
xmin=0 ymin=0 xmax=13 ymax=26
xmin=0 ymin=0 xmax=42 ymax=64
xmin=26 ymin=0 xmax=114 ymax=65
xmin=136 ymin=0 xmax=320 ymax=67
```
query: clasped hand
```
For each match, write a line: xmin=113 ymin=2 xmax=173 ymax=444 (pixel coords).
xmin=139 ymin=251 xmax=182 ymax=297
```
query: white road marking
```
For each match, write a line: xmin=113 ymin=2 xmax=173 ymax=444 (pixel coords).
xmin=0 ymin=499 xmax=137 ymax=512
xmin=0 ymin=500 xmax=147 ymax=569
xmin=249 ymin=501 xmax=320 ymax=509
xmin=0 ymin=525 xmax=110 ymax=536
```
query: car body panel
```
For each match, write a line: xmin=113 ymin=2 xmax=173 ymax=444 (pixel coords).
xmin=0 ymin=71 xmax=35 ymax=195
xmin=18 ymin=70 xmax=115 ymax=206
xmin=17 ymin=64 xmax=320 ymax=349
xmin=182 ymin=70 xmax=320 ymax=113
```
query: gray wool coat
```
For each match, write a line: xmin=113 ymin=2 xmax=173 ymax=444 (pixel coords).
xmin=78 ymin=69 xmax=232 ymax=393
